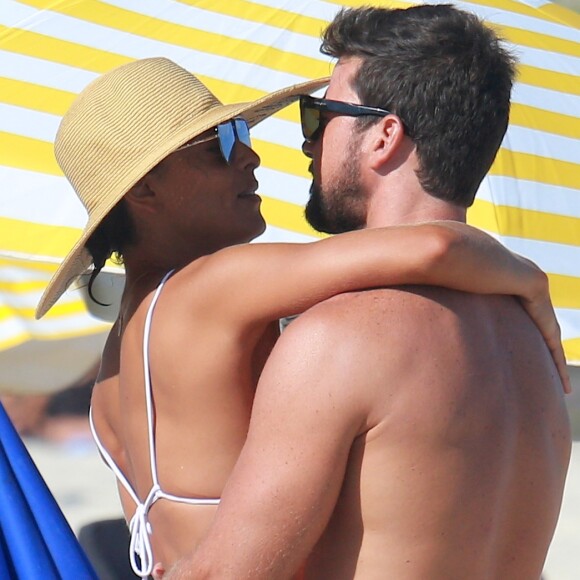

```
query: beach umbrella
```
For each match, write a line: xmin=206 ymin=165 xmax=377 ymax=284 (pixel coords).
xmin=0 ymin=400 xmax=98 ymax=578
xmin=0 ymin=0 xmax=579 ymax=377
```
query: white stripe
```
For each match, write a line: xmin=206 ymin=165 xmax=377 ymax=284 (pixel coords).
xmin=107 ymin=0 xmax=323 ymax=55
xmin=512 ymin=81 xmax=579 ymax=118
xmin=257 ymin=168 xmax=312 ymax=207
xmin=520 ymin=0 xmax=551 ymax=8
xmin=0 ymin=100 xmax=305 ymax=149
xmin=0 ymin=50 xmax=99 ymax=93
xmin=0 ymin=265 xmax=53 ymax=284
xmin=0 ymin=250 xmax=70 ymax=263
xmin=2 ymin=3 xmax=575 ymax=108
xmin=0 ymin=167 xmax=85 ymax=227
xmin=0 ymin=309 xmax=109 ymax=342
xmin=4 ymin=0 xmax=578 ymax=75
xmin=452 ymin=0 xmax=580 ymax=44
xmin=0 ymin=279 xmax=95 ymax=308
xmin=1 ymin=163 xmax=313 ymax=230
xmin=1 ymin=2 xmax=325 ymax=92
xmin=0 ymin=108 xmax=306 ymax=155
xmin=254 ymin=224 xmax=316 ymax=244
xmin=247 ymin=116 xmax=304 ymax=149
xmin=0 ymin=0 xmax=55 ymax=27
xmin=0 ymin=46 xmax=311 ymax=100
xmin=1 ymin=88 xmax=324 ymax=150
xmin=555 ymin=309 xmax=580 ymax=342
xmin=1 ymin=290 xmax=51 ymax=309
xmin=220 ymin=0 xmax=342 ymax=22
xmin=512 ymin=44 xmax=580 ymax=77
xmin=502 ymin=124 xmax=580 ymax=165
xmin=477 ymin=176 xmax=580 ymax=218
xmin=489 ymin=235 xmax=580 ymax=279
xmin=0 ymin=103 xmax=60 ymax=142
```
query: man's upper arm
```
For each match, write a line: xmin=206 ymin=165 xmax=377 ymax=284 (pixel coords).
xmin=177 ymin=299 xmax=373 ymax=579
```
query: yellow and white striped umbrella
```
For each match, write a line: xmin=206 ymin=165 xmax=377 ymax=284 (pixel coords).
xmin=0 ymin=0 xmax=579 ymax=391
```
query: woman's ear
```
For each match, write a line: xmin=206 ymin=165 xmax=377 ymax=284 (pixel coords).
xmin=125 ymin=176 xmax=157 ymax=212
xmin=367 ymin=115 xmax=406 ymax=171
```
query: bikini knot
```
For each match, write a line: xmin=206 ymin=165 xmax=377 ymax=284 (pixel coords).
xmin=128 ymin=484 xmax=163 ymax=577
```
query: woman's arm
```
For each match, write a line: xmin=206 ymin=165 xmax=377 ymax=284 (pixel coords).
xmin=186 ymin=221 xmax=568 ymax=391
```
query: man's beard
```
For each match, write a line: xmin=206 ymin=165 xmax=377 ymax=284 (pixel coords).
xmin=305 ymin=139 xmax=369 ymax=235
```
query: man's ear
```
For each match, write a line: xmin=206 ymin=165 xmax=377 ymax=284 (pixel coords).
xmin=367 ymin=115 xmax=406 ymax=171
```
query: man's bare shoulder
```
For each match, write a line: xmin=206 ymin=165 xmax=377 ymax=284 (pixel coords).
xmin=277 ymin=286 xmax=475 ymax=394
xmin=291 ymin=285 xmax=469 ymax=342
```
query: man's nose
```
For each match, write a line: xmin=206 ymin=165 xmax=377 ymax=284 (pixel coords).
xmin=302 ymin=139 xmax=314 ymax=159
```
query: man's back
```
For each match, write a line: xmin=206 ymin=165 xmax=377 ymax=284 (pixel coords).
xmin=304 ymin=286 xmax=570 ymax=579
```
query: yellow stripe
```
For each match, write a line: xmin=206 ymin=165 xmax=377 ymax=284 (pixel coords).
xmin=177 ymin=0 xmax=328 ymax=38
xmin=0 ymin=331 xmax=34 ymax=351
xmin=322 ymin=0 xmax=579 ymax=58
xmin=3 ymin=128 xmax=576 ymax=195
xmin=490 ymin=149 xmax=579 ymax=190
xmin=510 ymin=103 xmax=580 ymax=140
xmin=0 ymin=318 xmax=108 ymax=350
xmin=193 ymin=78 xmax=306 ymax=124
xmin=0 ymin=197 xmax=321 ymax=258
xmin=5 ymin=77 xmax=577 ymax=147
xmin=468 ymin=199 xmax=580 ymax=245
xmin=323 ymin=0 xmax=414 ymax=9
xmin=0 ymin=24 xmax=130 ymax=73
xmin=500 ymin=24 xmax=580 ymax=59
xmin=8 ymin=0 xmax=578 ymax=94
xmin=0 ymin=132 xmax=60 ymax=175
xmin=19 ymin=0 xmax=329 ymax=79
xmin=0 ymin=298 xmax=87 ymax=321
xmin=0 ymin=258 xmax=57 ymax=273
xmin=5 ymin=7 xmax=575 ymax=106
xmin=260 ymin=196 xmax=324 ymax=238
xmin=518 ymin=64 xmax=580 ymax=96
xmin=548 ymin=273 xmax=580 ymax=310
xmin=0 ymin=75 xmax=305 ymax=127
xmin=460 ymin=0 xmax=557 ymax=21
xmin=0 ymin=25 xmax=301 ymax=109
xmin=256 ymin=137 xmax=580 ymax=192
xmin=0 ymin=217 xmax=80 ymax=258
xmin=1 ymin=128 xmax=307 ymax=182
xmin=540 ymin=4 xmax=580 ymax=29
xmin=253 ymin=138 xmax=309 ymax=178
xmin=0 ymin=280 xmax=48 ymax=293
xmin=0 ymin=77 xmax=76 ymax=117
xmin=562 ymin=338 xmax=580 ymax=365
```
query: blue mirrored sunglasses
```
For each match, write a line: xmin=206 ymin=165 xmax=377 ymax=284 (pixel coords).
xmin=176 ymin=118 xmax=251 ymax=164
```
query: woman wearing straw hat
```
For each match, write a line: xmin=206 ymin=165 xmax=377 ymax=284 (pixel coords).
xmin=35 ymin=57 xmax=566 ymax=578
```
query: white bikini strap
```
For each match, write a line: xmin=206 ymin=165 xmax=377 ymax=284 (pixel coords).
xmin=142 ymin=270 xmax=175 ymax=489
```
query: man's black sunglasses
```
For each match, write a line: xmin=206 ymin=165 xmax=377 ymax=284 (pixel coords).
xmin=299 ymin=95 xmax=392 ymax=141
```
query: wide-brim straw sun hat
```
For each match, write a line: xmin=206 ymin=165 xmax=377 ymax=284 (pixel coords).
xmin=35 ymin=57 xmax=329 ymax=319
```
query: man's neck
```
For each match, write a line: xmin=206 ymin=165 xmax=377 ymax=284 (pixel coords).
xmin=365 ymin=191 xmax=467 ymax=228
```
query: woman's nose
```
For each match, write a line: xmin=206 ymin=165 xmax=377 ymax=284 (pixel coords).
xmin=233 ymin=141 xmax=260 ymax=170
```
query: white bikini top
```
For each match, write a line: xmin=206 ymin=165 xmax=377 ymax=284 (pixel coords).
xmin=89 ymin=270 xmax=220 ymax=578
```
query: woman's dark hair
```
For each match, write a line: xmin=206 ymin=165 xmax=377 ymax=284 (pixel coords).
xmin=84 ymin=198 xmax=135 ymax=305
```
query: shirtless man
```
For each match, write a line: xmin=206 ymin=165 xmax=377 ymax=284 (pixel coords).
xmin=167 ymin=6 xmax=572 ymax=579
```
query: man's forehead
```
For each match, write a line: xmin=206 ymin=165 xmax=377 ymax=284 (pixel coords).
xmin=326 ymin=57 xmax=361 ymax=102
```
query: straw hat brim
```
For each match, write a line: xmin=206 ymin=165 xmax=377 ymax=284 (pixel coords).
xmin=35 ymin=76 xmax=329 ymax=319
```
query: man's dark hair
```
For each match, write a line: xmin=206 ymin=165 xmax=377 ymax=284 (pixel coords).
xmin=84 ymin=198 xmax=135 ymax=304
xmin=321 ymin=4 xmax=516 ymax=207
